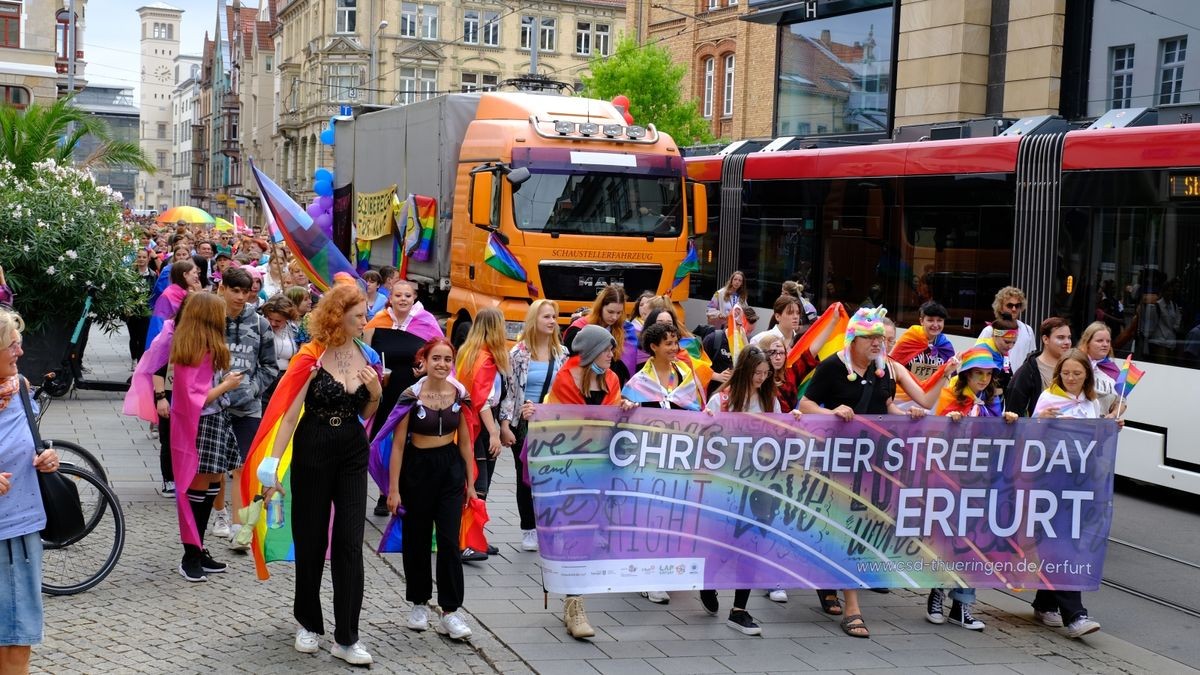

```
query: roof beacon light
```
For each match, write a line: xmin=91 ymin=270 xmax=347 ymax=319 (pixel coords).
xmin=553 ymin=120 xmax=575 ymax=135
xmin=578 ymin=122 xmax=599 ymax=137
xmin=625 ymin=125 xmax=647 ymax=140
xmin=602 ymin=124 xmax=624 ymax=138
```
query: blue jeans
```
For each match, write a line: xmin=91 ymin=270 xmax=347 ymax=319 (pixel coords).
xmin=948 ymin=587 xmax=976 ymax=605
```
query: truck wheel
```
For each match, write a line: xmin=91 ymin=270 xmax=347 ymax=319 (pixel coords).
xmin=451 ymin=317 xmax=472 ymax=349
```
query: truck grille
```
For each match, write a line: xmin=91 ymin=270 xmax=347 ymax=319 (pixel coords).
xmin=537 ymin=262 xmax=663 ymax=302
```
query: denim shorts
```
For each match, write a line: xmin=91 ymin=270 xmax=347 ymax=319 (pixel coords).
xmin=0 ymin=532 xmax=44 ymax=645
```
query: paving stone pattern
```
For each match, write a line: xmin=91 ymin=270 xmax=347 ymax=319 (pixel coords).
xmin=29 ymin=326 xmax=1188 ymax=674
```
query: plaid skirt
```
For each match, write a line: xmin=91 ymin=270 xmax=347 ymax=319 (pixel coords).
xmin=196 ymin=410 xmax=241 ymax=474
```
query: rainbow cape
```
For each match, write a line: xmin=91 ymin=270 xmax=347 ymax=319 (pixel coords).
xmin=484 ymin=232 xmax=539 ymax=297
xmin=621 ymin=359 xmax=704 ymax=411
xmin=935 ymin=387 xmax=1003 ymax=417
xmin=891 ymin=325 xmax=956 ymax=401
xmin=1033 ymin=383 xmax=1099 ymax=419
xmin=678 ymin=335 xmax=714 ymax=388
xmin=364 ymin=303 xmax=444 ymax=342
xmin=786 ymin=302 xmax=849 ymax=399
xmin=251 ymin=160 xmax=359 ymax=293
xmin=669 ymin=239 xmax=699 ymax=291
xmin=367 ymin=375 xmax=474 ymax=553
xmin=240 ymin=340 xmax=382 ymax=580
xmin=123 ymin=320 xmax=174 ymax=424
xmin=546 ymin=355 xmax=622 ymax=405
xmin=1095 ymin=356 xmax=1121 ymax=383
xmin=1114 ymin=354 xmax=1145 ymax=398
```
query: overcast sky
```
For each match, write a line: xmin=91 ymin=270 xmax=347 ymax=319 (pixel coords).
xmin=84 ymin=0 xmax=236 ymax=98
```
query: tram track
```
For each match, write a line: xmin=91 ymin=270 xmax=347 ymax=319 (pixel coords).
xmin=1101 ymin=536 xmax=1200 ymax=619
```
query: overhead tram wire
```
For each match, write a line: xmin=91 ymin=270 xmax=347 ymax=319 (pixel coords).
xmin=1111 ymin=0 xmax=1200 ymax=33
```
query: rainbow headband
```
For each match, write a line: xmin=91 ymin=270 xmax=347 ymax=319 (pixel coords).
xmin=992 ymin=328 xmax=1018 ymax=339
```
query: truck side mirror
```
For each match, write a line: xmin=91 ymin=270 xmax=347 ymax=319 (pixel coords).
xmin=691 ymin=182 xmax=708 ymax=236
xmin=469 ymin=171 xmax=495 ymax=229
xmin=506 ymin=166 xmax=531 ymax=188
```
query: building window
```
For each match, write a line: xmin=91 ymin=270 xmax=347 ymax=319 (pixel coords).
xmin=157 ymin=180 xmax=165 ymax=189
xmin=1 ymin=85 xmax=29 ymax=110
xmin=56 ymin=10 xmax=75 ymax=60
xmin=0 ymin=2 xmax=18 ymax=48
xmin=482 ymin=11 xmax=500 ymax=46
xmin=464 ymin=10 xmax=479 ymax=44
xmin=157 ymin=122 xmax=167 ymax=139
xmin=399 ymin=66 xmax=437 ymax=104
xmin=401 ymin=3 xmax=437 ymax=40
xmin=723 ymin=54 xmax=734 ymax=117
xmin=327 ymin=63 xmax=360 ymax=102
xmin=707 ymin=0 xmax=719 ymax=9
xmin=401 ymin=3 xmax=418 ymax=38
xmin=540 ymin=18 xmax=556 ymax=52
xmin=336 ymin=0 xmax=357 ymax=34
xmin=1110 ymin=45 xmax=1134 ymax=109
xmin=520 ymin=16 xmax=533 ymax=50
xmin=576 ymin=22 xmax=591 ymax=56
xmin=702 ymin=57 xmax=714 ymax=118
xmin=422 ymin=5 xmax=438 ymax=40
xmin=595 ymin=24 xmax=610 ymax=56
xmin=461 ymin=72 xmax=498 ymax=92
xmin=265 ymin=55 xmax=273 ymax=72
xmin=1158 ymin=37 xmax=1186 ymax=105
xmin=157 ymin=151 xmax=168 ymax=169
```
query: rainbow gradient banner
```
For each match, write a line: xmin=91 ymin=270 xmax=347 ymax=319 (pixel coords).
xmin=527 ymin=407 xmax=1117 ymax=594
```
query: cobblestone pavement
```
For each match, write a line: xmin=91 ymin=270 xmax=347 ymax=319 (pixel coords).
xmin=28 ymin=326 xmax=1197 ymax=674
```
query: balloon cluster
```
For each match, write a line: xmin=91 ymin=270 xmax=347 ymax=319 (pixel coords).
xmin=306 ymin=166 xmax=335 ymax=237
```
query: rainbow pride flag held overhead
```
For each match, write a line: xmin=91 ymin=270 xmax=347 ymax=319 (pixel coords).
xmin=484 ymin=232 xmax=539 ymax=297
xmin=263 ymin=201 xmax=284 ymax=244
xmin=250 ymin=160 xmax=358 ymax=292
xmin=787 ymin=302 xmax=850 ymax=399
xmin=1115 ymin=354 xmax=1145 ymax=399
xmin=669 ymin=240 xmax=699 ymax=291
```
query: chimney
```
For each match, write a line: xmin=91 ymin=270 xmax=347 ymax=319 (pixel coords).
xmin=820 ymin=29 xmax=831 ymax=46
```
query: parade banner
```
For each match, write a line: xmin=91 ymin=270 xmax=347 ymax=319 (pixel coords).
xmin=527 ymin=406 xmax=1116 ymax=595
xmin=354 ymin=184 xmax=397 ymax=240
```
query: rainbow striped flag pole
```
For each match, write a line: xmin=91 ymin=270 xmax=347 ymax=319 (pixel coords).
xmin=1114 ymin=354 xmax=1145 ymax=415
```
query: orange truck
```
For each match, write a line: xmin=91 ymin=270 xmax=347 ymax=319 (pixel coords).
xmin=334 ymin=91 xmax=706 ymax=342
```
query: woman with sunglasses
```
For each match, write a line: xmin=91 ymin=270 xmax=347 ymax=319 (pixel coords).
xmin=978 ymin=287 xmax=1036 ymax=367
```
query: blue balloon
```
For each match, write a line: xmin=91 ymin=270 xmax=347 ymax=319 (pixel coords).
xmin=314 ymin=167 xmax=333 ymax=183
xmin=313 ymin=179 xmax=333 ymax=197
xmin=320 ymin=129 xmax=335 ymax=145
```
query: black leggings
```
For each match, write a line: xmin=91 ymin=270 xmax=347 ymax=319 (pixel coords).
xmin=1032 ymin=590 xmax=1087 ymax=625
xmin=400 ymin=441 xmax=466 ymax=613
xmin=290 ymin=418 xmax=368 ymax=647
xmin=511 ymin=424 xmax=536 ymax=531
xmin=158 ymin=391 xmax=172 ymax=483
xmin=473 ymin=406 xmax=498 ymax=499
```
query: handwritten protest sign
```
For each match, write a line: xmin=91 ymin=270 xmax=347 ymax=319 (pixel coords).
xmin=354 ymin=184 xmax=397 ymax=240
xmin=527 ymin=406 xmax=1116 ymax=595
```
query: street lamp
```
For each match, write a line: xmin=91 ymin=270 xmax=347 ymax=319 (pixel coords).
xmin=370 ymin=20 xmax=388 ymax=105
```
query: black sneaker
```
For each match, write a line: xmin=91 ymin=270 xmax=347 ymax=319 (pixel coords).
xmin=179 ymin=556 xmax=208 ymax=583
xmin=926 ymin=589 xmax=946 ymax=625
xmin=200 ymin=548 xmax=227 ymax=574
xmin=726 ymin=610 xmax=762 ymax=636
xmin=460 ymin=547 xmax=488 ymax=562
xmin=699 ymin=590 xmax=719 ymax=616
xmin=373 ymin=495 xmax=389 ymax=517
xmin=869 ymin=588 xmax=891 ymax=594
xmin=948 ymin=601 xmax=985 ymax=630
xmin=486 ymin=544 xmax=500 ymax=556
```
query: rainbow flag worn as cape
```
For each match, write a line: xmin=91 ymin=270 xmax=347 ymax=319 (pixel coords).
xmin=621 ymin=359 xmax=704 ymax=411
xmin=1033 ymin=383 xmax=1100 ymax=419
xmin=368 ymin=375 xmax=475 ymax=553
xmin=678 ymin=335 xmax=714 ymax=388
xmin=484 ymin=232 xmax=539 ymax=297
xmin=250 ymin=160 xmax=359 ymax=293
xmin=891 ymin=325 xmax=957 ymax=400
xmin=786 ymin=302 xmax=849 ymax=399
xmin=240 ymin=340 xmax=382 ymax=580
xmin=669 ymin=240 xmax=699 ymax=291
xmin=146 ymin=284 xmax=187 ymax=349
xmin=1114 ymin=354 xmax=1145 ymax=398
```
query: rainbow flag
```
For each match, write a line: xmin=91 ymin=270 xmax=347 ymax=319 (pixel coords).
xmin=727 ymin=307 xmax=751 ymax=364
xmin=263 ymin=202 xmax=284 ymax=244
xmin=409 ymin=195 xmax=436 ymax=262
xmin=678 ymin=335 xmax=714 ymax=387
xmin=669 ymin=240 xmax=699 ymax=291
xmin=354 ymin=238 xmax=372 ymax=274
xmin=484 ymin=232 xmax=539 ymax=297
xmin=250 ymin=160 xmax=358 ymax=292
xmin=786 ymin=302 xmax=849 ymax=398
xmin=1114 ymin=354 xmax=1145 ymax=398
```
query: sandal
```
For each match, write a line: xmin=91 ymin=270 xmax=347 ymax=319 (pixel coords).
xmin=817 ymin=591 xmax=843 ymax=615
xmin=840 ymin=614 xmax=870 ymax=639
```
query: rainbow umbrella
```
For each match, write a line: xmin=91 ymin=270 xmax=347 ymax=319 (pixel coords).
xmin=156 ymin=205 xmax=215 ymax=225
xmin=213 ymin=217 xmax=235 ymax=232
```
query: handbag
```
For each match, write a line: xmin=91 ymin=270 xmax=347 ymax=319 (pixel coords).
xmin=18 ymin=380 xmax=87 ymax=547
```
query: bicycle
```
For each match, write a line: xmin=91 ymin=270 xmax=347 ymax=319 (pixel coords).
xmin=42 ymin=284 xmax=131 ymax=399
xmin=40 ymin=463 xmax=126 ymax=595
xmin=32 ymin=385 xmax=109 ymax=485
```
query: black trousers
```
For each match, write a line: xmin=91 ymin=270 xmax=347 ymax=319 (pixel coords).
xmin=126 ymin=315 xmax=150 ymax=361
xmin=157 ymin=391 xmax=172 ymax=483
xmin=510 ymin=423 xmax=536 ymax=531
xmin=701 ymin=588 xmax=751 ymax=610
xmin=290 ymin=417 xmax=368 ymax=646
xmin=473 ymin=406 xmax=498 ymax=498
xmin=1032 ymin=590 xmax=1087 ymax=625
xmin=401 ymin=442 xmax=466 ymax=613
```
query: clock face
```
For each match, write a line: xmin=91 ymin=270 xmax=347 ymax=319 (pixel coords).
xmin=155 ymin=65 xmax=171 ymax=83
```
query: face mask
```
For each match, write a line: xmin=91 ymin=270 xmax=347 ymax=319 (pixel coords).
xmin=589 ymin=362 xmax=606 ymax=375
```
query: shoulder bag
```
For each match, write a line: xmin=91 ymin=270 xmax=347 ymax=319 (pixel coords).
xmin=18 ymin=380 xmax=87 ymax=547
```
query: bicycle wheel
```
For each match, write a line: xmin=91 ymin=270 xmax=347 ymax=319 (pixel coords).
xmin=44 ymin=439 xmax=108 ymax=485
xmin=41 ymin=465 xmax=126 ymax=596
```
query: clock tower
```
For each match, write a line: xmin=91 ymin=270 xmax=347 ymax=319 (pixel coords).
xmin=136 ymin=3 xmax=184 ymax=213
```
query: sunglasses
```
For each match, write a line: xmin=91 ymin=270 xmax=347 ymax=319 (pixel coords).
xmin=1005 ymin=302 xmax=1024 ymax=309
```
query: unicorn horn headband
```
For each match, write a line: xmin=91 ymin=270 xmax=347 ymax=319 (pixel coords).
xmin=843 ymin=306 xmax=888 ymax=381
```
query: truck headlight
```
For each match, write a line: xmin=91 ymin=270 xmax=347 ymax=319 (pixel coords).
xmin=504 ymin=321 xmax=523 ymax=341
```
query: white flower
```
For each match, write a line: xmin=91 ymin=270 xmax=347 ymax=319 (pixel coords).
xmin=58 ymin=255 xmax=65 ymax=262
xmin=22 ymin=245 xmax=29 ymax=252
xmin=69 ymin=274 xmax=75 ymax=280
xmin=65 ymin=250 xmax=78 ymax=260
xmin=46 ymin=265 xmax=57 ymax=275
xmin=36 ymin=220 xmax=48 ymax=229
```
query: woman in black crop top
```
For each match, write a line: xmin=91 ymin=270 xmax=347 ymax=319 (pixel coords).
xmin=384 ymin=338 xmax=477 ymax=641
xmin=259 ymin=285 xmax=382 ymax=666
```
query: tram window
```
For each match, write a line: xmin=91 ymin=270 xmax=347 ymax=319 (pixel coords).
xmin=1058 ymin=169 xmax=1200 ymax=369
xmin=737 ymin=215 xmax=817 ymax=306
xmin=692 ymin=181 xmax=721 ymax=300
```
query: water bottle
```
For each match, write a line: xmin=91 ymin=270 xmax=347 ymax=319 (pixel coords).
xmin=267 ymin=492 xmax=285 ymax=529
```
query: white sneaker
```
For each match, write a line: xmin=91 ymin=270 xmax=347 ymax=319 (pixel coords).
xmin=407 ymin=604 xmax=431 ymax=631
xmin=211 ymin=508 xmax=231 ymax=537
xmin=767 ymin=589 xmax=788 ymax=603
xmin=436 ymin=610 xmax=473 ymax=640
xmin=641 ymin=590 xmax=670 ymax=604
xmin=1066 ymin=615 xmax=1101 ymax=638
xmin=521 ymin=529 xmax=539 ymax=551
xmin=227 ymin=524 xmax=250 ymax=552
xmin=294 ymin=627 xmax=319 ymax=654
xmin=331 ymin=641 xmax=373 ymax=665
xmin=1034 ymin=609 xmax=1064 ymax=627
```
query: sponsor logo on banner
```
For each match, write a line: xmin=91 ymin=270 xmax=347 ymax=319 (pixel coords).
xmin=526 ymin=406 xmax=1117 ymax=595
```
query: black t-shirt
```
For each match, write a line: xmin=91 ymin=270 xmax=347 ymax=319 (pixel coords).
xmin=803 ymin=353 xmax=895 ymax=414
xmin=702 ymin=330 xmax=733 ymax=396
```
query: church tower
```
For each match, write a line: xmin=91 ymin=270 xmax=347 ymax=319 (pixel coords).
xmin=136 ymin=3 xmax=183 ymax=212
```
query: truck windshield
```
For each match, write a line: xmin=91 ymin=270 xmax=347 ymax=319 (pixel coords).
xmin=512 ymin=171 xmax=682 ymax=237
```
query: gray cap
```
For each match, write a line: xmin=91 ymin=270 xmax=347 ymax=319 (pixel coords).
xmin=572 ymin=324 xmax=616 ymax=367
